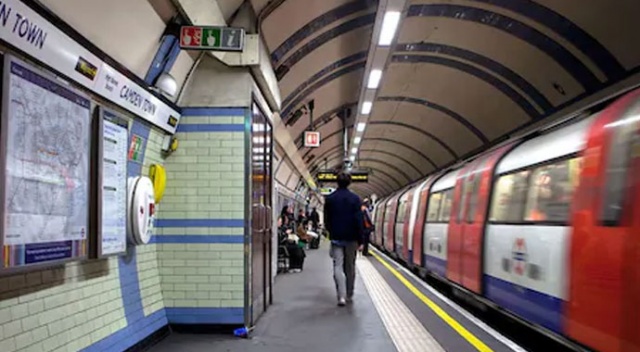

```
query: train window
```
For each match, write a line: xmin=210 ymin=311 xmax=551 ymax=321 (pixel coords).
xmin=599 ymin=108 xmax=640 ymax=226
xmin=524 ymin=157 xmax=582 ymax=223
xmin=466 ymin=174 xmax=481 ymax=223
xmin=426 ymin=192 xmax=443 ymax=222
xmin=489 ymin=170 xmax=530 ymax=222
xmin=439 ymin=189 xmax=454 ymax=222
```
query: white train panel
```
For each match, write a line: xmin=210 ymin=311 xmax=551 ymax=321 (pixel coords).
xmin=432 ymin=169 xmax=459 ymax=192
xmin=483 ymin=224 xmax=570 ymax=333
xmin=424 ymin=223 xmax=448 ymax=277
xmin=484 ymin=224 xmax=569 ymax=299
xmin=496 ymin=116 xmax=594 ymax=175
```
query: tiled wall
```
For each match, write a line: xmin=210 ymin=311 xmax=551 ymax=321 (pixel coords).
xmin=155 ymin=108 xmax=247 ymax=325
xmin=0 ymin=117 xmax=169 ymax=352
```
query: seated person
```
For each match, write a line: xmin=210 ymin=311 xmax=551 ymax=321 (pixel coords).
xmin=296 ymin=220 xmax=315 ymax=245
xmin=279 ymin=217 xmax=305 ymax=273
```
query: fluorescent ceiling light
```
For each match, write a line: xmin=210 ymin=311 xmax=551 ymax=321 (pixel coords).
xmin=356 ymin=123 xmax=366 ymax=132
xmin=354 ymin=136 xmax=362 ymax=144
xmin=351 ymin=147 xmax=358 ymax=154
xmin=349 ymin=155 xmax=355 ymax=161
xmin=361 ymin=101 xmax=372 ymax=115
xmin=379 ymin=11 xmax=401 ymax=46
xmin=368 ymin=69 xmax=383 ymax=89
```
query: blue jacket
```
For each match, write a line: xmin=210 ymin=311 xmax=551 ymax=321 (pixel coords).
xmin=324 ymin=187 xmax=364 ymax=243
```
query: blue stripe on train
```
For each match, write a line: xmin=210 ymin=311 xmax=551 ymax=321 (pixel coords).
xmin=483 ymin=275 xmax=564 ymax=334
xmin=423 ymin=254 xmax=447 ymax=277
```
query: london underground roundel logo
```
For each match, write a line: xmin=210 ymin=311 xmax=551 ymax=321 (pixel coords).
xmin=512 ymin=238 xmax=527 ymax=276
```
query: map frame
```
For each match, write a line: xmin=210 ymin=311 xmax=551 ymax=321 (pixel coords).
xmin=0 ymin=54 xmax=92 ymax=273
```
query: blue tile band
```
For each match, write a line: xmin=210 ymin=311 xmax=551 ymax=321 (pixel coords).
xmin=176 ymin=124 xmax=245 ymax=133
xmin=156 ymin=219 xmax=245 ymax=228
xmin=151 ymin=235 xmax=244 ymax=244
xmin=181 ymin=107 xmax=247 ymax=117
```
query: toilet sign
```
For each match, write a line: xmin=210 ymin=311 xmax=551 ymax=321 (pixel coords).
xmin=304 ymin=131 xmax=321 ymax=148
xmin=180 ymin=25 xmax=245 ymax=52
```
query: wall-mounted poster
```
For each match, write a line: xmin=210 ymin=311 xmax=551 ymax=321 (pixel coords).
xmin=95 ymin=108 xmax=128 ymax=257
xmin=0 ymin=55 xmax=92 ymax=271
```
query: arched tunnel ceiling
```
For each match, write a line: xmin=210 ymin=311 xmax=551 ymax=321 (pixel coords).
xmin=251 ymin=0 xmax=640 ymax=197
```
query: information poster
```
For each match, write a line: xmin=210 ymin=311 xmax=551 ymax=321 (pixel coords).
xmin=1 ymin=55 xmax=91 ymax=270
xmin=100 ymin=109 xmax=128 ymax=256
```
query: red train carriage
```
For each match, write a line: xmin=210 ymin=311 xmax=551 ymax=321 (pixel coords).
xmin=370 ymin=88 xmax=640 ymax=352
xmin=566 ymin=89 xmax=640 ymax=352
xmin=447 ymin=144 xmax=513 ymax=293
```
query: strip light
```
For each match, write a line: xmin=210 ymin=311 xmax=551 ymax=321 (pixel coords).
xmin=367 ymin=69 xmax=383 ymax=89
xmin=351 ymin=147 xmax=358 ymax=154
xmin=361 ymin=101 xmax=372 ymax=115
xmin=379 ymin=11 xmax=401 ymax=46
xmin=354 ymin=136 xmax=362 ymax=144
xmin=357 ymin=123 xmax=366 ymax=132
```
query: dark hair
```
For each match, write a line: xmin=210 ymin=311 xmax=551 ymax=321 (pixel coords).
xmin=337 ymin=172 xmax=351 ymax=188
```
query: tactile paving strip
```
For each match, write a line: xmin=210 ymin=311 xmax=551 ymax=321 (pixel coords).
xmin=358 ymin=257 xmax=445 ymax=352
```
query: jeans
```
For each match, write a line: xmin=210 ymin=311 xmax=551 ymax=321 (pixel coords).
xmin=330 ymin=241 xmax=358 ymax=299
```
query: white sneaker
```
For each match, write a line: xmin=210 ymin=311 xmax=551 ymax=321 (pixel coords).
xmin=337 ymin=297 xmax=346 ymax=306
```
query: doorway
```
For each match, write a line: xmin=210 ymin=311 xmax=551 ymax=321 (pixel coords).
xmin=250 ymin=101 xmax=273 ymax=323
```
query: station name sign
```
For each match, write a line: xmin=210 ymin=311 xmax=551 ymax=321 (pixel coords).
xmin=180 ymin=25 xmax=245 ymax=52
xmin=317 ymin=171 xmax=369 ymax=183
xmin=0 ymin=0 xmax=181 ymax=133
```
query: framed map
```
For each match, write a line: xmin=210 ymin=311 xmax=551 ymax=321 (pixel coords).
xmin=0 ymin=55 xmax=92 ymax=271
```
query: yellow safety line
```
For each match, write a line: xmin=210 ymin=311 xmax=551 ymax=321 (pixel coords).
xmin=371 ymin=251 xmax=493 ymax=352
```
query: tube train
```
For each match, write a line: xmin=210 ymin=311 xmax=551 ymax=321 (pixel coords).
xmin=371 ymin=88 xmax=640 ymax=352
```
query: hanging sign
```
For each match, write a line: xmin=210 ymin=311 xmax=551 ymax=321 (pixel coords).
xmin=180 ymin=25 xmax=245 ymax=52
xmin=304 ymin=131 xmax=320 ymax=148
xmin=0 ymin=0 xmax=181 ymax=133
xmin=317 ymin=171 xmax=369 ymax=183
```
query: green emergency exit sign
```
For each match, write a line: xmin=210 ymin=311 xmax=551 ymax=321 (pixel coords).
xmin=180 ymin=26 xmax=245 ymax=51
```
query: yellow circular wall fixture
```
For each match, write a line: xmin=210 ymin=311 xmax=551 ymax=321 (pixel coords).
xmin=149 ymin=164 xmax=167 ymax=203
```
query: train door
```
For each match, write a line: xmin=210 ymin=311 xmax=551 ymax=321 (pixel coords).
xmin=425 ymin=170 xmax=457 ymax=277
xmin=448 ymin=162 xmax=475 ymax=286
xmin=374 ymin=201 xmax=386 ymax=246
xmin=383 ymin=197 xmax=397 ymax=252
xmin=250 ymin=102 xmax=273 ymax=323
xmin=449 ymin=146 xmax=512 ymax=293
xmin=395 ymin=190 xmax=412 ymax=261
xmin=567 ymin=92 xmax=640 ymax=352
xmin=412 ymin=181 xmax=431 ymax=267
xmin=405 ymin=180 xmax=430 ymax=265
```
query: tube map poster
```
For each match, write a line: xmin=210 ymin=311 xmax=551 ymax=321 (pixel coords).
xmin=2 ymin=56 xmax=90 ymax=269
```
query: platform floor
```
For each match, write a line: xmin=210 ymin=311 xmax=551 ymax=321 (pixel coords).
xmin=151 ymin=240 xmax=524 ymax=352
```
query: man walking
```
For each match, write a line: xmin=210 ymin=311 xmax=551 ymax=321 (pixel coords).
xmin=324 ymin=172 xmax=364 ymax=306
